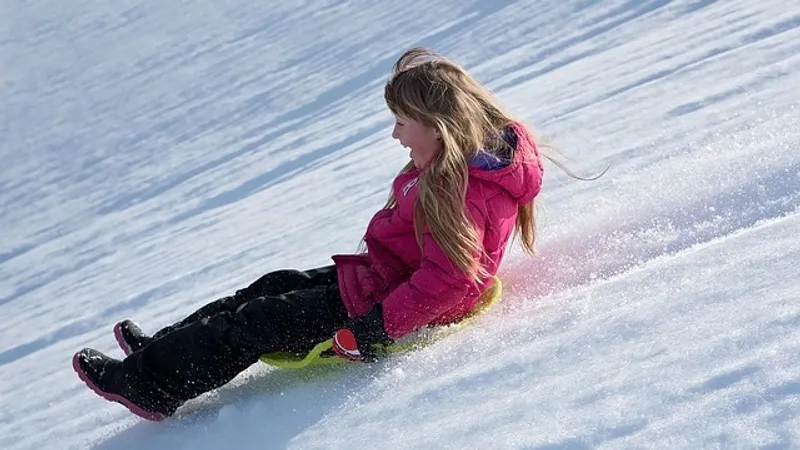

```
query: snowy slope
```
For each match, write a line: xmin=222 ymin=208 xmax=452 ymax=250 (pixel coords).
xmin=1 ymin=0 xmax=799 ymax=448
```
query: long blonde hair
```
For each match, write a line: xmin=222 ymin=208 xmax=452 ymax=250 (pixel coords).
xmin=383 ymin=47 xmax=537 ymax=283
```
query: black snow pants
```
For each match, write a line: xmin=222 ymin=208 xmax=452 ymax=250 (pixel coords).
xmin=121 ymin=265 xmax=349 ymax=402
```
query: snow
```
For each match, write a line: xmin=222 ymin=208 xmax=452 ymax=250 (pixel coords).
xmin=1 ymin=0 xmax=799 ymax=448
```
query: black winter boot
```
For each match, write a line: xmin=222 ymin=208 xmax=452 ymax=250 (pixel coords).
xmin=73 ymin=348 xmax=182 ymax=421
xmin=114 ymin=320 xmax=152 ymax=356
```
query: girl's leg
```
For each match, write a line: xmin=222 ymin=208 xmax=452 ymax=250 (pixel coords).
xmin=124 ymin=283 xmax=348 ymax=403
xmin=237 ymin=265 xmax=337 ymax=299
xmin=149 ymin=265 xmax=338 ymax=340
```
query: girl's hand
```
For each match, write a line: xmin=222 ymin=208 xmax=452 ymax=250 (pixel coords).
xmin=331 ymin=304 xmax=390 ymax=362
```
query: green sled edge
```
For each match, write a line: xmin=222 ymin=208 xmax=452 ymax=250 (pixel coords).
xmin=259 ymin=276 xmax=503 ymax=369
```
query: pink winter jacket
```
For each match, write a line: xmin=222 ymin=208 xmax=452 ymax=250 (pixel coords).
xmin=332 ymin=122 xmax=543 ymax=339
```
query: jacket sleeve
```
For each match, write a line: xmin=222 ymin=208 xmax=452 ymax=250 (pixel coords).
xmin=380 ymin=202 xmax=486 ymax=339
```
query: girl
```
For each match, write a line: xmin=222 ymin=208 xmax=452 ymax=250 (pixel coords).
xmin=73 ymin=47 xmax=545 ymax=421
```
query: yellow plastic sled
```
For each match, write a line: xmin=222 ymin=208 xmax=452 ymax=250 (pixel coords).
xmin=259 ymin=277 xmax=503 ymax=369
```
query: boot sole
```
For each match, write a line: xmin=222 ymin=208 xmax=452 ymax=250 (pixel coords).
xmin=72 ymin=353 xmax=166 ymax=422
xmin=113 ymin=322 xmax=134 ymax=357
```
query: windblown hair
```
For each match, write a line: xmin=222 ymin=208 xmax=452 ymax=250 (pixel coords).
xmin=383 ymin=47 xmax=537 ymax=283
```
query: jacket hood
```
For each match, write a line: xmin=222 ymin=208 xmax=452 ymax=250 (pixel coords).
xmin=468 ymin=121 xmax=543 ymax=205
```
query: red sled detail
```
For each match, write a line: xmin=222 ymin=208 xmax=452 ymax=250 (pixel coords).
xmin=332 ymin=329 xmax=361 ymax=360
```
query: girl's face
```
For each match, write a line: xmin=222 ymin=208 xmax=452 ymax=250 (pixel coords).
xmin=391 ymin=115 xmax=442 ymax=169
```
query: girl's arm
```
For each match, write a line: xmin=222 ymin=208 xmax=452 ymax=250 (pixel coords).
xmin=380 ymin=202 xmax=487 ymax=339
